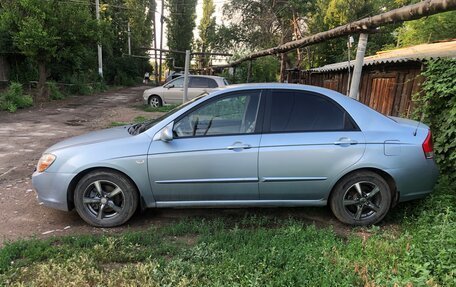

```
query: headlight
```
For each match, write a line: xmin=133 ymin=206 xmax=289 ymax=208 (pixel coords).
xmin=37 ymin=153 xmax=56 ymax=172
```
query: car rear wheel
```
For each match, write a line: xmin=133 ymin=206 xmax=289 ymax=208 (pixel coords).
xmin=149 ymin=95 xmax=162 ymax=108
xmin=330 ymin=171 xmax=391 ymax=226
xmin=74 ymin=170 xmax=138 ymax=227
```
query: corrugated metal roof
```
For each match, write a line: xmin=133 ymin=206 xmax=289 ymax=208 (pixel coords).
xmin=310 ymin=40 xmax=456 ymax=72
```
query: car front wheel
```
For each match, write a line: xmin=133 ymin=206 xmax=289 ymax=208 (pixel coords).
xmin=74 ymin=170 xmax=138 ymax=227
xmin=330 ymin=171 xmax=391 ymax=226
xmin=149 ymin=95 xmax=162 ymax=108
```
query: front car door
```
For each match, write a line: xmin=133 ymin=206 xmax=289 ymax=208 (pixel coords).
xmin=148 ymin=90 xmax=264 ymax=203
xmin=162 ymin=77 xmax=185 ymax=104
xmin=258 ymin=89 xmax=366 ymax=203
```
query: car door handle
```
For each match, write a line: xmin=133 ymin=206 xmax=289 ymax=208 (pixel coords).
xmin=334 ymin=138 xmax=358 ymax=145
xmin=227 ymin=142 xmax=252 ymax=150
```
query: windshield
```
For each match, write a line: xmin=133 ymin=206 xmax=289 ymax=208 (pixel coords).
xmin=128 ymin=95 xmax=205 ymax=135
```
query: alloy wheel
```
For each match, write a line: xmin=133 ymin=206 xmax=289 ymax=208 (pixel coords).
xmin=82 ymin=180 xmax=124 ymax=220
xmin=149 ymin=96 xmax=160 ymax=107
xmin=342 ymin=181 xmax=382 ymax=221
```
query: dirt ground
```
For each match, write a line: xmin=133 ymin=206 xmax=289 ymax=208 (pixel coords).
xmin=0 ymin=85 xmax=352 ymax=245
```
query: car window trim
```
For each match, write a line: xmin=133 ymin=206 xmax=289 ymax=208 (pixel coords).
xmin=262 ymin=89 xmax=361 ymax=134
xmin=172 ymin=89 xmax=266 ymax=139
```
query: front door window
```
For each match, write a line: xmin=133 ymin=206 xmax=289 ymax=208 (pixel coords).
xmin=173 ymin=92 xmax=261 ymax=137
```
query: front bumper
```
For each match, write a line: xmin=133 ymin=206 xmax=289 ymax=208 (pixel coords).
xmin=32 ymin=171 xmax=76 ymax=211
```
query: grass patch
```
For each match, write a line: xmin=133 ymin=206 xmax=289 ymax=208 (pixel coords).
xmin=142 ymin=104 xmax=179 ymax=113
xmin=1 ymin=177 xmax=454 ymax=286
xmin=110 ymin=121 xmax=128 ymax=127
xmin=109 ymin=115 xmax=151 ymax=127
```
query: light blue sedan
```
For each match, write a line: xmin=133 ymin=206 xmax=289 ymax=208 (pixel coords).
xmin=32 ymin=84 xmax=438 ymax=227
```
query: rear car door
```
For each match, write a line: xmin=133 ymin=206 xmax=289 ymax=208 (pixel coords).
xmin=148 ymin=90 xmax=264 ymax=202
xmin=188 ymin=77 xmax=212 ymax=100
xmin=259 ymin=89 xmax=366 ymax=201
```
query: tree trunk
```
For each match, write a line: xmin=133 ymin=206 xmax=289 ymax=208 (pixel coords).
xmin=37 ymin=61 xmax=48 ymax=102
xmin=280 ymin=53 xmax=288 ymax=83
xmin=0 ymin=56 xmax=10 ymax=81
xmin=217 ymin=0 xmax=456 ymax=68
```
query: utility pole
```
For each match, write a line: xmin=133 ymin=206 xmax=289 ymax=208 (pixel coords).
xmin=152 ymin=1 xmax=159 ymax=86
xmin=127 ymin=22 xmax=131 ymax=55
xmin=159 ymin=0 xmax=165 ymax=83
xmin=183 ymin=50 xmax=190 ymax=103
xmin=349 ymin=33 xmax=368 ymax=100
xmin=95 ymin=0 xmax=103 ymax=78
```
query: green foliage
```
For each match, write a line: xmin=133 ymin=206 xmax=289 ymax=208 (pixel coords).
xmin=223 ymin=56 xmax=280 ymax=84
xmin=413 ymin=59 xmax=456 ymax=175
xmin=221 ymin=0 xmax=401 ymax=68
xmin=166 ymin=0 xmax=197 ymax=68
xmin=0 ymin=0 xmax=100 ymax=99
xmin=100 ymin=0 xmax=154 ymax=85
xmin=396 ymin=11 xmax=456 ymax=47
xmin=195 ymin=0 xmax=216 ymax=67
xmin=104 ymin=57 xmax=146 ymax=86
xmin=47 ymin=82 xmax=65 ymax=100
xmin=0 ymin=82 xmax=33 ymax=112
xmin=0 ymin=0 xmax=153 ymax=90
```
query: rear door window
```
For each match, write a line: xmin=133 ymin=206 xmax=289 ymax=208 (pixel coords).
xmin=267 ymin=90 xmax=357 ymax=132
xmin=189 ymin=77 xmax=209 ymax=88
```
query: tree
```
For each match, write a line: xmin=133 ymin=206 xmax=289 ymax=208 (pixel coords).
xmin=222 ymin=0 xmax=313 ymax=80
xmin=395 ymin=11 xmax=456 ymax=47
xmin=100 ymin=0 xmax=155 ymax=85
xmin=196 ymin=0 xmax=216 ymax=69
xmin=166 ymin=0 xmax=197 ymax=68
xmin=0 ymin=0 xmax=98 ymax=100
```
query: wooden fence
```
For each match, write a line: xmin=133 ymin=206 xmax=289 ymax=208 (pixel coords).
xmin=295 ymin=61 xmax=425 ymax=117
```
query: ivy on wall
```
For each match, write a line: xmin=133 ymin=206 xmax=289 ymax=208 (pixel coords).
xmin=413 ymin=59 xmax=456 ymax=175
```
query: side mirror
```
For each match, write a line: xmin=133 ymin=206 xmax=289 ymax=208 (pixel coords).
xmin=153 ymin=122 xmax=173 ymax=142
xmin=166 ymin=84 xmax=174 ymax=89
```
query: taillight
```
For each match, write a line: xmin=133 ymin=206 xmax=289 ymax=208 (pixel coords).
xmin=422 ymin=130 xmax=434 ymax=159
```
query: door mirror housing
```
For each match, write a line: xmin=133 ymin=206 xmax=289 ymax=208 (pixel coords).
xmin=153 ymin=122 xmax=174 ymax=142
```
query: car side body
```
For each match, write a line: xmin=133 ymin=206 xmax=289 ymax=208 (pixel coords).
xmin=32 ymin=83 xmax=439 ymax=226
xmin=143 ymin=75 xmax=228 ymax=107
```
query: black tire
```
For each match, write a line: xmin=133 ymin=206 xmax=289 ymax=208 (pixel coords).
xmin=330 ymin=171 xmax=391 ymax=226
xmin=74 ymin=170 xmax=138 ymax=227
xmin=149 ymin=95 xmax=162 ymax=108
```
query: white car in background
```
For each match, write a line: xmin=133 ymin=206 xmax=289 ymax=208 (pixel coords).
xmin=143 ymin=75 xmax=229 ymax=107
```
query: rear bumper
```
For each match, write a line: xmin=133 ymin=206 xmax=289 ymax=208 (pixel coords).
xmin=390 ymin=160 xmax=439 ymax=203
xmin=32 ymin=171 xmax=76 ymax=211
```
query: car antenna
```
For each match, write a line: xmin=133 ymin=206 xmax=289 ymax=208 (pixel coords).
xmin=413 ymin=113 xmax=424 ymax=136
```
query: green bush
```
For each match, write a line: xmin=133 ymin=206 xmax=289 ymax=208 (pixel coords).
xmin=413 ymin=59 xmax=456 ymax=175
xmin=47 ymin=81 xmax=66 ymax=100
xmin=0 ymin=82 xmax=33 ymax=112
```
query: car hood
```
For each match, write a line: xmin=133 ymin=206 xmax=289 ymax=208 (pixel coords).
xmin=46 ymin=126 xmax=132 ymax=152
xmin=144 ymin=86 xmax=164 ymax=93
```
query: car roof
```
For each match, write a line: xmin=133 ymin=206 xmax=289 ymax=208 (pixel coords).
xmin=174 ymin=75 xmax=225 ymax=80
xmin=212 ymin=83 xmax=345 ymax=100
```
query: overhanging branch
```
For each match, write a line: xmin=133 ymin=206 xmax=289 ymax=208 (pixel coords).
xmin=217 ymin=0 xmax=456 ymax=68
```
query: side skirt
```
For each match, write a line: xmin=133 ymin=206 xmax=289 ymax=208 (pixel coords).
xmin=155 ymin=200 xmax=327 ymax=208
